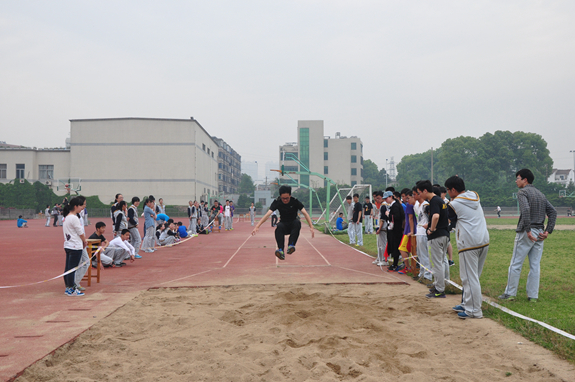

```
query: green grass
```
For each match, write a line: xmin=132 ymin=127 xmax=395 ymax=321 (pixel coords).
xmin=326 ymin=229 xmax=575 ymax=363
xmin=485 ymin=217 xmax=575 ymax=225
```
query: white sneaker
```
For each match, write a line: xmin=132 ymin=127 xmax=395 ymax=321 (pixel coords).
xmin=372 ymin=259 xmax=378 ymax=264
xmin=377 ymin=261 xmax=387 ymax=266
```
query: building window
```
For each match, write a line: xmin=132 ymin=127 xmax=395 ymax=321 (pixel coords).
xmin=202 ymin=144 xmax=206 ymax=151
xmin=0 ymin=164 xmax=6 ymax=179
xmin=284 ymin=166 xmax=298 ymax=172
xmin=324 ymin=152 xmax=328 ymax=160
xmin=16 ymin=164 xmax=25 ymax=179
xmin=324 ymin=166 xmax=328 ymax=174
xmin=351 ymin=168 xmax=357 ymax=176
xmin=39 ymin=165 xmax=54 ymax=179
xmin=351 ymin=181 xmax=357 ymax=186
xmin=282 ymin=151 xmax=298 ymax=161
xmin=324 ymin=139 xmax=328 ymax=148
xmin=212 ymin=152 xmax=214 ymax=158
xmin=351 ymin=142 xmax=357 ymax=150
xmin=361 ymin=156 xmax=363 ymax=165
xmin=351 ymin=155 xmax=357 ymax=163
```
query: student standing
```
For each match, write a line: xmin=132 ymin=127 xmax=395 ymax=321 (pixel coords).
xmin=224 ymin=200 xmax=232 ymax=230
xmin=62 ymin=196 xmax=87 ymax=297
xmin=345 ymin=196 xmax=355 ymax=244
xmin=417 ymin=180 xmax=450 ymax=298
xmin=249 ymin=203 xmax=256 ymax=226
xmin=373 ymin=191 xmax=388 ymax=266
xmin=188 ymin=200 xmax=197 ymax=233
xmin=141 ymin=198 xmax=157 ymax=253
xmin=445 ymin=176 xmax=489 ymax=319
xmin=45 ymin=205 xmax=51 ymax=227
xmin=499 ymin=169 xmax=557 ymax=302
xmin=351 ymin=194 xmax=363 ymax=246
xmin=413 ymin=186 xmax=432 ymax=282
xmin=384 ymin=191 xmax=405 ymax=271
xmin=363 ymin=196 xmax=374 ymax=234
xmin=127 ymin=197 xmax=142 ymax=259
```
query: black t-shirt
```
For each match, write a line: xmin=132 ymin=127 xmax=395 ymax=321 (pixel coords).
xmin=427 ymin=195 xmax=449 ymax=240
xmin=363 ymin=202 xmax=373 ymax=216
xmin=269 ymin=197 xmax=305 ymax=223
xmin=88 ymin=233 xmax=106 ymax=246
xmin=352 ymin=202 xmax=363 ymax=223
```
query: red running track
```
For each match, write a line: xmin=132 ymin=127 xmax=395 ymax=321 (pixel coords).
xmin=0 ymin=217 xmax=409 ymax=381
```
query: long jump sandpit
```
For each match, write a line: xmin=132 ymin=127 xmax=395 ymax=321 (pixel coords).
xmin=2 ymin=219 xmax=574 ymax=381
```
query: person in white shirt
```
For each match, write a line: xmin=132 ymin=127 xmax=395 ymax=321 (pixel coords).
xmin=224 ymin=200 xmax=232 ymax=231
xmin=62 ymin=196 xmax=87 ymax=297
xmin=249 ymin=203 xmax=256 ymax=226
xmin=413 ymin=186 xmax=432 ymax=282
xmin=159 ymin=222 xmax=177 ymax=245
xmin=108 ymin=229 xmax=136 ymax=265
xmin=45 ymin=205 xmax=51 ymax=227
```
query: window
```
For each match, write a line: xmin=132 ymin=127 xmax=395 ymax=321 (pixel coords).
xmin=351 ymin=142 xmax=357 ymax=150
xmin=207 ymin=148 xmax=210 ymax=154
xmin=324 ymin=152 xmax=328 ymax=160
xmin=351 ymin=155 xmax=357 ymax=163
xmin=0 ymin=164 xmax=6 ymax=179
xmin=351 ymin=168 xmax=357 ymax=176
xmin=351 ymin=181 xmax=357 ymax=186
xmin=212 ymin=152 xmax=214 ymax=158
xmin=218 ymin=174 xmax=222 ymax=179
xmin=361 ymin=156 xmax=363 ymax=165
xmin=324 ymin=139 xmax=328 ymax=148
xmin=39 ymin=165 xmax=54 ymax=179
xmin=16 ymin=164 xmax=25 ymax=179
xmin=219 ymin=163 xmax=222 ymax=169
xmin=282 ymin=151 xmax=298 ymax=161
xmin=284 ymin=166 xmax=298 ymax=172
xmin=324 ymin=166 xmax=328 ymax=174
xmin=202 ymin=144 xmax=206 ymax=151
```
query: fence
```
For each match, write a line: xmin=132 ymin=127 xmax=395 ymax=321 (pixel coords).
xmin=0 ymin=208 xmax=37 ymax=220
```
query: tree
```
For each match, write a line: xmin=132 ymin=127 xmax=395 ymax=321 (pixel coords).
xmin=361 ymin=159 xmax=388 ymax=190
xmin=239 ymin=173 xmax=255 ymax=195
xmin=237 ymin=194 xmax=251 ymax=208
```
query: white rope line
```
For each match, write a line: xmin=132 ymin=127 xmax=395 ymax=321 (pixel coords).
xmin=158 ymin=269 xmax=215 ymax=285
xmin=222 ymin=234 xmax=253 ymax=268
xmin=324 ymin=223 xmax=575 ymax=340
xmin=302 ymin=235 xmax=331 ymax=266
xmin=0 ymin=247 xmax=103 ymax=289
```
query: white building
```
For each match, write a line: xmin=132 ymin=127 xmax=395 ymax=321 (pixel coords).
xmin=241 ymin=160 xmax=259 ymax=182
xmin=548 ymin=169 xmax=575 ymax=187
xmin=279 ymin=120 xmax=363 ymax=189
xmin=1 ymin=117 xmax=223 ymax=205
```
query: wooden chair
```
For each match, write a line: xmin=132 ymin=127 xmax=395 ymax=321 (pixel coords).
xmin=83 ymin=239 xmax=102 ymax=287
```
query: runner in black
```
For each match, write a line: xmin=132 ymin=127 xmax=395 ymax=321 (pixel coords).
xmin=252 ymin=185 xmax=315 ymax=260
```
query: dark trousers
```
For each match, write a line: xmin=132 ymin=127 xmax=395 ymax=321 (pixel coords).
xmin=387 ymin=229 xmax=403 ymax=267
xmin=53 ymin=215 xmax=58 ymax=227
xmin=275 ymin=220 xmax=301 ymax=251
xmin=271 ymin=215 xmax=278 ymax=227
xmin=64 ymin=248 xmax=82 ymax=288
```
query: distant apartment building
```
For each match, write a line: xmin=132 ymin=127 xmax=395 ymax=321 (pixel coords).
xmin=241 ymin=160 xmax=259 ymax=182
xmin=279 ymin=120 xmax=363 ymax=189
xmin=213 ymin=137 xmax=241 ymax=194
xmin=548 ymin=169 xmax=575 ymax=187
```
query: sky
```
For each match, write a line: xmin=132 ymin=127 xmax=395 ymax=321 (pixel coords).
xmin=2 ymin=1 xmax=575 ymax=175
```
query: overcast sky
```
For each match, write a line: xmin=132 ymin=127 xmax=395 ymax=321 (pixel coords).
xmin=2 ymin=1 xmax=574 ymax=176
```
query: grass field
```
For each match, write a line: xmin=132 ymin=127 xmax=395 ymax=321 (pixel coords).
xmin=327 ymin=228 xmax=575 ymax=363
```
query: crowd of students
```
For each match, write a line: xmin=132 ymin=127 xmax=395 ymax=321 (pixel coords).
xmin=61 ymin=193 xmax=243 ymax=297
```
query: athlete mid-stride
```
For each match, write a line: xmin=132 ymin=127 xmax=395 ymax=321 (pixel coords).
xmin=251 ymin=185 xmax=315 ymax=260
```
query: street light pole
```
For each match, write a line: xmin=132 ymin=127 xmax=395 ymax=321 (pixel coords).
xmin=385 ymin=159 xmax=388 ymax=189
xmin=571 ymin=150 xmax=575 ymax=183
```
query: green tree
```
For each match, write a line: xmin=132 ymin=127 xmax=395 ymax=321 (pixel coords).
xmin=237 ymin=194 xmax=252 ymax=208
xmin=239 ymin=174 xmax=256 ymax=195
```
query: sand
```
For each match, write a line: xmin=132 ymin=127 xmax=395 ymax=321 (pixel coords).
xmin=14 ymin=284 xmax=574 ymax=382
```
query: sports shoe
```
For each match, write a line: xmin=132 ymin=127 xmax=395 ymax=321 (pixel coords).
xmin=452 ymin=305 xmax=465 ymax=312
xmin=398 ymin=267 xmax=410 ymax=275
xmin=66 ymin=288 xmax=84 ymax=297
xmin=457 ymin=312 xmax=469 ymax=319
xmin=287 ymin=245 xmax=296 ymax=255
xmin=498 ymin=293 xmax=515 ymax=301
xmin=135 ymin=254 xmax=142 ymax=259
xmin=528 ymin=297 xmax=538 ymax=303
xmin=387 ymin=266 xmax=397 ymax=272
xmin=75 ymin=285 xmax=86 ymax=291
xmin=376 ymin=261 xmax=387 ymax=266
xmin=426 ymin=290 xmax=446 ymax=298
xmin=448 ymin=260 xmax=455 ymax=266
xmin=372 ymin=259 xmax=379 ymax=264
xmin=396 ymin=263 xmax=406 ymax=271
xmin=275 ymin=249 xmax=285 ymax=261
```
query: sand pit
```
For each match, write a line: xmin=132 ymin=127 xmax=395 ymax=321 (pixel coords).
xmin=14 ymin=284 xmax=573 ymax=382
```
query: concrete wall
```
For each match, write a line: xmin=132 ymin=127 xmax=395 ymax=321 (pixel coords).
xmin=69 ymin=118 xmax=219 ymax=205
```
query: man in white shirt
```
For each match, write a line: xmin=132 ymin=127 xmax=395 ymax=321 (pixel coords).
xmin=224 ymin=200 xmax=232 ymax=231
xmin=107 ymin=229 xmax=136 ymax=266
xmin=413 ymin=186 xmax=432 ymax=282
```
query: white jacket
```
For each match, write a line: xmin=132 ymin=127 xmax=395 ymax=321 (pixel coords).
xmin=448 ymin=191 xmax=489 ymax=252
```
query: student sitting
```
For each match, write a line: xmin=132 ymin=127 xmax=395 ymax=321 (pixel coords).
xmin=177 ymin=221 xmax=188 ymax=238
xmin=17 ymin=216 xmax=28 ymax=228
xmin=107 ymin=229 xmax=136 ymax=265
xmin=89 ymin=222 xmax=130 ymax=267
xmin=335 ymin=212 xmax=347 ymax=232
xmin=155 ymin=223 xmax=165 ymax=246
xmin=159 ymin=222 xmax=177 ymax=245
xmin=196 ymin=218 xmax=208 ymax=234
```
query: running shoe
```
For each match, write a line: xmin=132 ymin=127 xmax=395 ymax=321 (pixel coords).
xmin=426 ymin=289 xmax=445 ymax=298
xmin=372 ymin=259 xmax=379 ymax=264
xmin=498 ymin=293 xmax=515 ymax=301
xmin=448 ymin=260 xmax=455 ymax=266
xmin=66 ymin=288 xmax=85 ymax=297
xmin=452 ymin=305 xmax=465 ymax=312
xmin=287 ymin=245 xmax=296 ymax=255
xmin=75 ymin=285 xmax=86 ymax=291
xmin=135 ymin=254 xmax=142 ymax=259
xmin=275 ymin=249 xmax=285 ymax=261
xmin=376 ymin=261 xmax=387 ymax=266
xmin=528 ymin=297 xmax=538 ymax=303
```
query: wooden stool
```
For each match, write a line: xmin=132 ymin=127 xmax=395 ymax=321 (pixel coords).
xmin=83 ymin=239 xmax=102 ymax=287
